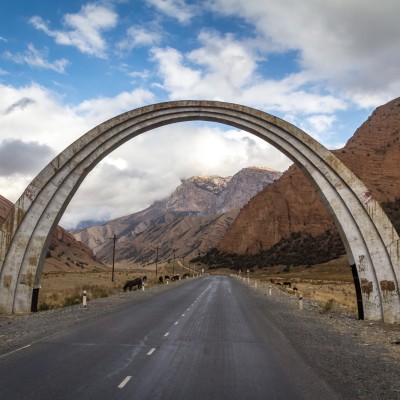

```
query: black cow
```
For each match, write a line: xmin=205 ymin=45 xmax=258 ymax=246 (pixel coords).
xmin=123 ymin=278 xmax=143 ymax=291
xmin=171 ymin=274 xmax=180 ymax=281
xmin=182 ymin=273 xmax=190 ymax=279
xmin=142 ymin=276 xmax=148 ymax=283
xmin=158 ymin=276 xmax=164 ymax=284
xmin=165 ymin=275 xmax=170 ymax=281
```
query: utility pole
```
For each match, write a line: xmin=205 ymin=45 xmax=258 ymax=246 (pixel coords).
xmin=109 ymin=234 xmax=118 ymax=282
xmin=156 ymin=246 xmax=159 ymax=277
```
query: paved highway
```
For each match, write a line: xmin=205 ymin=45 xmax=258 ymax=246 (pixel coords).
xmin=0 ymin=276 xmax=339 ymax=399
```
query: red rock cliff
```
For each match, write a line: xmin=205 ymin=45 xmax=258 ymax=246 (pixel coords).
xmin=217 ymin=97 xmax=400 ymax=255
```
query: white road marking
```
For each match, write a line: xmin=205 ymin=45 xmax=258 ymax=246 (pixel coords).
xmin=187 ymin=308 xmax=190 ymax=311
xmin=118 ymin=376 xmax=132 ymax=389
xmin=164 ymin=332 xmax=170 ymax=337
xmin=174 ymin=321 xmax=179 ymax=325
xmin=182 ymin=314 xmax=185 ymax=317
xmin=147 ymin=348 xmax=156 ymax=356
xmin=0 ymin=344 xmax=31 ymax=359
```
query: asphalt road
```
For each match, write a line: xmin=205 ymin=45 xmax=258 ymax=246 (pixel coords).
xmin=0 ymin=276 xmax=339 ymax=399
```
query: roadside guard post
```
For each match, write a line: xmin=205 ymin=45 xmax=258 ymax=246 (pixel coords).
xmin=299 ymin=293 xmax=303 ymax=310
xmin=269 ymin=285 xmax=272 ymax=296
xmin=83 ymin=290 xmax=87 ymax=307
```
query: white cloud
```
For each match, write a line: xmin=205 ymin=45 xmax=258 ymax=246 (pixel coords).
xmin=3 ymin=43 xmax=69 ymax=73
xmin=151 ymin=32 xmax=347 ymax=116
xmin=208 ymin=0 xmax=400 ymax=107
xmin=75 ymin=88 xmax=155 ymax=121
xmin=0 ymin=83 xmax=88 ymax=153
xmin=117 ymin=25 xmax=162 ymax=54
xmin=146 ymin=0 xmax=198 ymax=24
xmin=29 ymin=3 xmax=118 ymax=58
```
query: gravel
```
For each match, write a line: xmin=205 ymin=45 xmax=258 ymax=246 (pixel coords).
xmin=1 ymin=277 xmax=400 ymax=399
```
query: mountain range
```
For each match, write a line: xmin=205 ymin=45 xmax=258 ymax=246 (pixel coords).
xmin=72 ymin=167 xmax=283 ymax=264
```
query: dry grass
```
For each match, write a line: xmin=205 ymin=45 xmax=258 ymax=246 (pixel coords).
xmin=38 ymin=260 xmax=198 ymax=310
xmin=209 ymin=256 xmax=358 ymax=316
xmin=255 ymin=257 xmax=358 ymax=315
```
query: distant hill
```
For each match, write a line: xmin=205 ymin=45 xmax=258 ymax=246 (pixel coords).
xmin=0 ymin=195 xmax=106 ymax=273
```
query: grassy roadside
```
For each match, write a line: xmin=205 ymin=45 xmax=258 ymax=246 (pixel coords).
xmin=37 ymin=260 xmax=199 ymax=310
xmin=210 ymin=256 xmax=358 ymax=316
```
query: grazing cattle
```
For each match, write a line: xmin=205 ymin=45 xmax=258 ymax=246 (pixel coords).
xmin=123 ymin=278 xmax=142 ymax=292
xmin=142 ymin=276 xmax=148 ymax=283
xmin=283 ymin=281 xmax=292 ymax=288
xmin=171 ymin=274 xmax=180 ymax=281
xmin=182 ymin=273 xmax=190 ymax=279
xmin=165 ymin=275 xmax=170 ymax=281
xmin=158 ymin=276 xmax=164 ymax=284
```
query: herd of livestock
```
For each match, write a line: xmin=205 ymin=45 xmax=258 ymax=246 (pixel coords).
xmin=123 ymin=273 xmax=192 ymax=292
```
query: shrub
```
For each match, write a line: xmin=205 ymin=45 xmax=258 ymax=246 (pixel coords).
xmin=322 ymin=298 xmax=335 ymax=313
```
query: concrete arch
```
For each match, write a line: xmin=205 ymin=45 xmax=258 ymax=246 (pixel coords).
xmin=0 ymin=101 xmax=399 ymax=321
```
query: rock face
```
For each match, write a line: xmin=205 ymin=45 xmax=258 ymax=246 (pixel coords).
xmin=0 ymin=195 xmax=104 ymax=272
xmin=74 ymin=167 xmax=282 ymax=263
xmin=217 ymin=97 xmax=400 ymax=256
xmin=165 ymin=167 xmax=282 ymax=219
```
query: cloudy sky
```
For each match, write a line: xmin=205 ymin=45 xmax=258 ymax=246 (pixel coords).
xmin=1 ymin=0 xmax=399 ymax=228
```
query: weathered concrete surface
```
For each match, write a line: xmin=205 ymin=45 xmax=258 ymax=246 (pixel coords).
xmin=0 ymin=101 xmax=399 ymax=321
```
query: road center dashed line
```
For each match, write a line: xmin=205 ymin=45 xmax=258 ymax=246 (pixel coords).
xmin=118 ymin=376 xmax=132 ymax=389
xmin=182 ymin=314 xmax=185 ymax=317
xmin=174 ymin=321 xmax=179 ymax=325
xmin=164 ymin=332 xmax=170 ymax=337
xmin=147 ymin=348 xmax=156 ymax=356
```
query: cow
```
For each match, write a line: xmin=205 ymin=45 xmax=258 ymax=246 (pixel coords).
xmin=142 ymin=276 xmax=148 ymax=283
xmin=123 ymin=277 xmax=143 ymax=292
xmin=182 ymin=273 xmax=190 ymax=279
xmin=158 ymin=276 xmax=164 ymax=284
xmin=283 ymin=281 xmax=292 ymax=288
xmin=165 ymin=275 xmax=170 ymax=281
xmin=171 ymin=274 xmax=180 ymax=281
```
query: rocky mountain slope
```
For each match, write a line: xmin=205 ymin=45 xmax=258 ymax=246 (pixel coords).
xmin=216 ymin=97 xmax=400 ymax=264
xmin=73 ymin=167 xmax=282 ymax=263
xmin=0 ymin=195 xmax=105 ymax=272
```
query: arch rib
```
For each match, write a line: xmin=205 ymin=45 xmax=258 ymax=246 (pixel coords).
xmin=0 ymin=101 xmax=399 ymax=322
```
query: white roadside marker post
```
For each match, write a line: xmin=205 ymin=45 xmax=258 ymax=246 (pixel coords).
xmin=299 ymin=294 xmax=303 ymax=310
xmin=269 ymin=285 xmax=272 ymax=296
xmin=83 ymin=290 xmax=87 ymax=307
